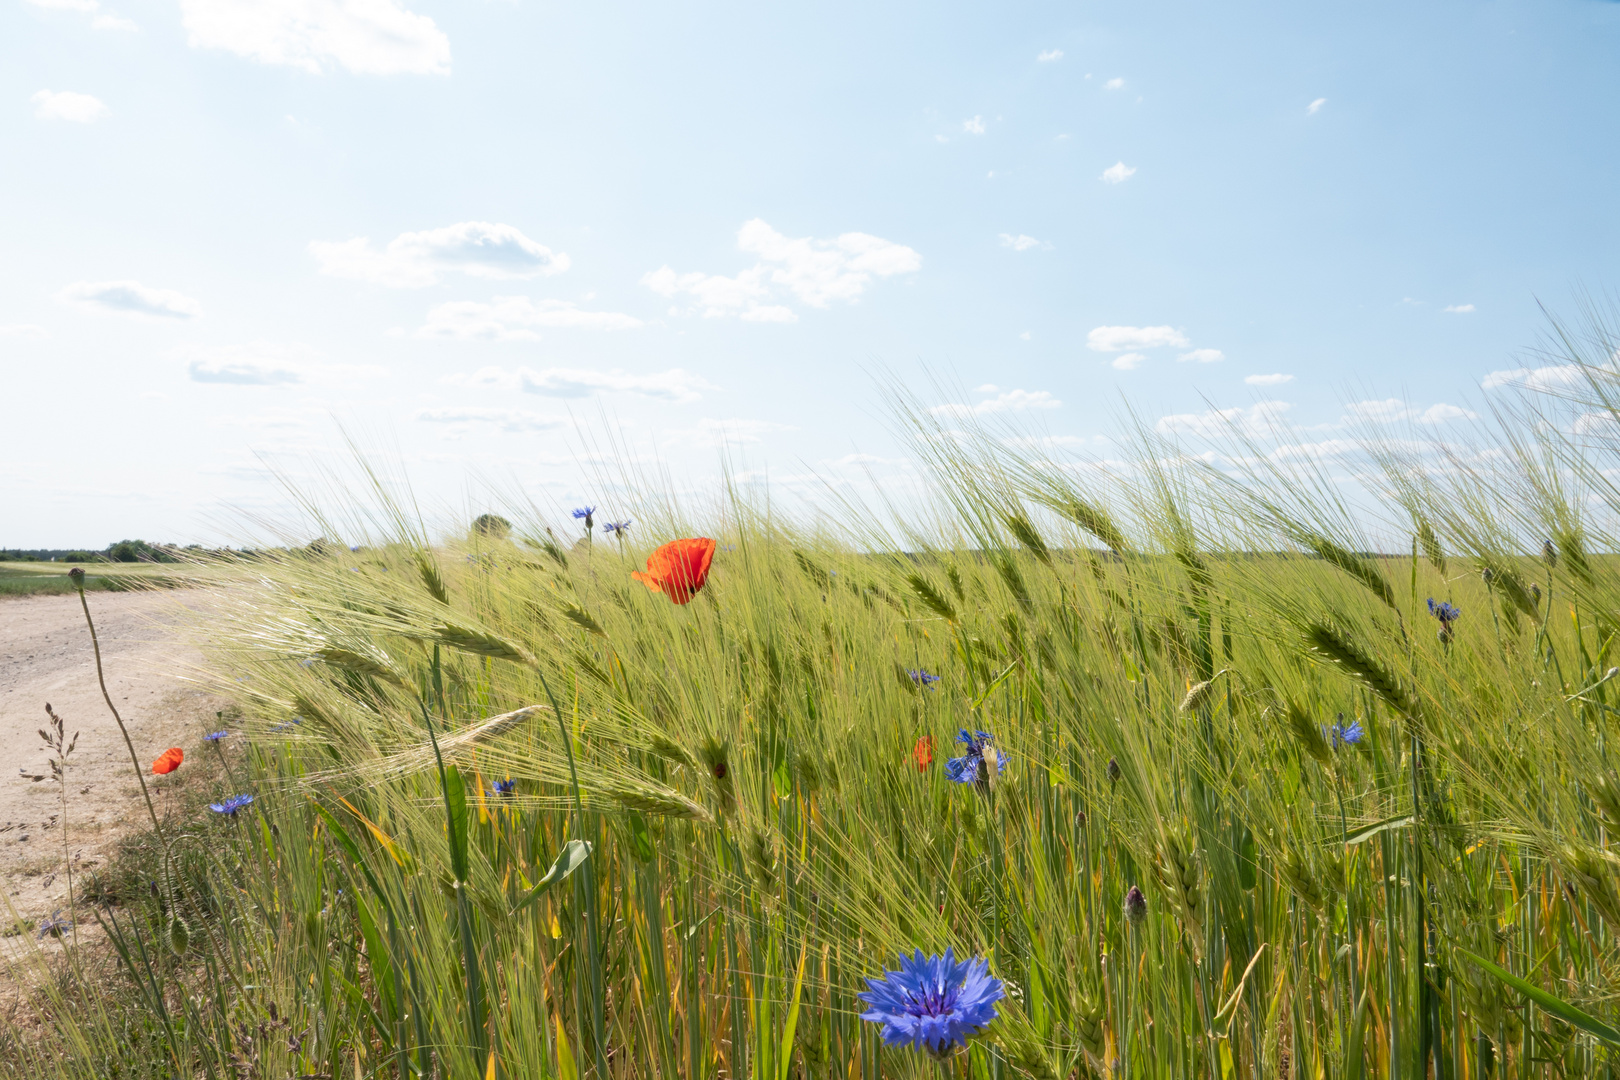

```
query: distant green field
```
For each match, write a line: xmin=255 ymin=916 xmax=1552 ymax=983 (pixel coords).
xmin=0 ymin=561 xmax=194 ymax=597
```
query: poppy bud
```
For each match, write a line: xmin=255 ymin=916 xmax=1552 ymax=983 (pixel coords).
xmin=1107 ymin=758 xmax=1122 ymax=785
xmin=68 ymin=567 xmax=84 ymax=590
xmin=1543 ymin=539 xmax=1558 ymax=567
xmin=167 ymin=915 xmax=190 ymax=956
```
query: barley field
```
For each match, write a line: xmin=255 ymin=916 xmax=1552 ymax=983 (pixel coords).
xmin=8 ymin=352 xmax=1620 ymax=1080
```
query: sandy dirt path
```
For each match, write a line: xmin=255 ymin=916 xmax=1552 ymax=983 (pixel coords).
xmin=0 ymin=589 xmax=225 ymax=929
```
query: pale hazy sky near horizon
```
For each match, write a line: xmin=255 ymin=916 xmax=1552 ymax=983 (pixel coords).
xmin=4 ymin=0 xmax=1619 ymax=547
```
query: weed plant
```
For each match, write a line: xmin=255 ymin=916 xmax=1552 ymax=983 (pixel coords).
xmin=9 ymin=316 xmax=1620 ymax=1079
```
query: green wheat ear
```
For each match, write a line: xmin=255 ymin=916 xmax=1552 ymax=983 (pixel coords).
xmin=1301 ymin=617 xmax=1421 ymax=720
xmin=1283 ymin=700 xmax=1332 ymax=765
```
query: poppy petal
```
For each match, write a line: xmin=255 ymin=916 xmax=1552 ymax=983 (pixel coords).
xmin=152 ymin=747 xmax=184 ymax=775
xmin=633 ymin=538 xmax=717 ymax=605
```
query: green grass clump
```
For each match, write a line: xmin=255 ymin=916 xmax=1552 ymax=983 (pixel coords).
xmin=12 ymin=336 xmax=1620 ymax=1079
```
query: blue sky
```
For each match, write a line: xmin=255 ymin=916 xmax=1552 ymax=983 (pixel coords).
xmin=4 ymin=0 xmax=1619 ymax=546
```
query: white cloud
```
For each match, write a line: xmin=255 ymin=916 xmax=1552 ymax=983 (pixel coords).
xmin=414 ymin=407 xmax=564 ymax=433
xmin=92 ymin=13 xmax=137 ymax=29
xmin=310 ymin=222 xmax=567 ymax=287
xmin=930 ymin=388 xmax=1061 ymax=418
xmin=689 ymin=417 xmax=794 ymax=446
xmin=963 ymin=115 xmax=986 ymax=135
xmin=1245 ymin=373 xmax=1293 ymax=386
xmin=1483 ymin=364 xmax=1586 ymax=391
xmin=1444 ymin=303 xmax=1475 ymax=313
xmin=0 ymin=324 xmax=49 ymax=339
xmin=1101 ymin=161 xmax=1136 ymax=184
xmin=179 ymin=0 xmax=450 ymax=75
xmin=32 ymin=89 xmax=108 ymax=123
xmin=644 ymin=218 xmax=919 ymax=320
xmin=444 ymin=364 xmax=712 ymax=403
xmin=1104 ymin=77 xmax=1124 ymax=91
xmin=1156 ymin=401 xmax=1291 ymax=438
xmin=416 ymin=297 xmax=641 ymax=341
xmin=1307 ymin=98 xmax=1326 ymax=115
xmin=1346 ymin=398 xmax=1411 ymax=424
xmin=1269 ymin=438 xmax=1361 ymax=462
xmin=58 ymin=280 xmax=201 ymax=320
xmin=25 ymin=0 xmax=99 ymax=10
xmin=1111 ymin=353 xmax=1146 ymax=371
xmin=1178 ymin=348 xmax=1225 ymax=364
xmin=1419 ymin=403 xmax=1477 ymax=423
xmin=999 ymin=233 xmax=1047 ymax=251
xmin=1037 ymin=49 xmax=1063 ymax=62
xmin=1087 ymin=325 xmax=1189 ymax=352
xmin=185 ymin=343 xmax=387 ymax=386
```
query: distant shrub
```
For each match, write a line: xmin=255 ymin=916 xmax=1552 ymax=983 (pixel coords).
xmin=108 ymin=539 xmax=177 ymax=563
xmin=473 ymin=514 xmax=513 ymax=539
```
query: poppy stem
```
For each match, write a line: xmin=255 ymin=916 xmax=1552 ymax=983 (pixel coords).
xmin=73 ymin=574 xmax=164 ymax=840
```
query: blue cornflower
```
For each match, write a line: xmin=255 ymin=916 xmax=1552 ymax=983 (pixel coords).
xmin=203 ymin=729 xmax=229 ymax=743
xmin=208 ymin=794 xmax=254 ymax=817
xmin=572 ymin=507 xmax=596 ymax=530
xmin=37 ymin=910 xmax=70 ymax=940
xmin=601 ymin=520 xmax=632 ymax=537
xmin=491 ymin=778 xmax=517 ymax=798
xmin=269 ymin=716 xmax=303 ymax=734
xmin=858 ymin=948 xmax=1004 ymax=1059
xmin=945 ymin=730 xmax=1006 ymax=786
xmin=1328 ymin=717 xmax=1365 ymax=749
xmin=907 ymin=668 xmax=942 ymax=690
xmin=1426 ymin=598 xmax=1461 ymax=625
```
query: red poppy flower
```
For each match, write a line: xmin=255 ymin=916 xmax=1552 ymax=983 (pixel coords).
xmin=152 ymin=747 xmax=184 ymax=775
xmin=913 ymin=735 xmax=935 ymax=772
xmin=631 ymin=537 xmax=717 ymax=605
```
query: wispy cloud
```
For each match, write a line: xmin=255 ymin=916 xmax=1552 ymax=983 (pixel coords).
xmin=686 ymin=417 xmax=795 ymax=447
xmin=1111 ymin=353 xmax=1146 ymax=371
xmin=24 ymin=0 xmax=137 ymax=30
xmin=1037 ymin=49 xmax=1063 ymax=62
xmin=416 ymin=297 xmax=641 ymax=341
xmin=179 ymin=0 xmax=450 ymax=75
xmin=185 ymin=343 xmax=387 ymax=386
xmin=1444 ymin=303 xmax=1475 ymax=314
xmin=413 ymin=407 xmax=565 ymax=433
xmin=1101 ymin=161 xmax=1136 ymax=184
xmin=643 ymin=219 xmax=919 ymax=321
xmin=58 ymin=280 xmax=200 ymax=320
xmin=998 ymin=233 xmax=1048 ymax=251
xmin=1245 ymin=373 xmax=1293 ymax=386
xmin=444 ymin=364 xmax=712 ymax=403
xmin=311 ymin=222 xmax=568 ymax=287
xmin=1342 ymin=398 xmax=1478 ymax=425
xmin=1087 ymin=325 xmax=1188 ymax=352
xmin=1156 ymin=401 xmax=1291 ymax=438
xmin=32 ymin=89 xmax=108 ymax=122
xmin=1483 ymin=364 xmax=1585 ymax=391
xmin=1178 ymin=348 xmax=1225 ymax=364
xmin=1307 ymin=97 xmax=1326 ymax=115
xmin=963 ymin=115 xmax=986 ymax=134
xmin=930 ymin=388 xmax=1061 ymax=418
xmin=1104 ymin=77 xmax=1124 ymax=91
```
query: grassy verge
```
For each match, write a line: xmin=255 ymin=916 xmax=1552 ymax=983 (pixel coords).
xmin=0 ymin=563 xmax=198 ymax=598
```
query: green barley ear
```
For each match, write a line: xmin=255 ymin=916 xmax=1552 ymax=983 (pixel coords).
xmin=747 ymin=827 xmax=777 ymax=887
xmin=520 ymin=532 xmax=568 ymax=569
xmin=1071 ymin=992 xmax=1107 ymax=1070
xmin=415 ymin=552 xmax=450 ymax=605
xmin=1279 ymin=849 xmax=1326 ymax=912
xmin=645 ymin=731 xmax=696 ymax=770
xmin=945 ymin=562 xmax=965 ymax=602
xmin=1556 ymin=527 xmax=1593 ymax=585
xmin=1591 ymin=774 xmax=1620 ymax=824
xmin=1002 ymin=511 xmax=1052 ymax=566
xmin=698 ymin=737 xmax=734 ymax=816
xmin=1417 ymin=519 xmax=1446 ymax=574
xmin=1154 ymin=824 xmax=1205 ymax=958
xmin=793 ymin=550 xmax=831 ymax=589
xmin=1558 ymin=844 xmax=1620 ymax=931
xmin=1283 ymin=701 xmax=1332 ymax=765
xmin=1301 ymin=618 xmax=1421 ymax=719
xmin=1000 ymin=1034 xmax=1061 ymax=1080
xmin=1179 ymin=669 xmax=1227 ymax=714
xmin=906 ymin=572 xmax=958 ymax=623
xmin=1481 ymin=561 xmax=1541 ymax=623
xmin=602 ymin=778 xmax=714 ymax=824
xmin=314 ymin=643 xmax=407 ymax=687
xmin=1056 ymin=496 xmax=1127 ymax=556
xmin=433 ymin=623 xmax=532 ymax=664
xmin=1298 ymin=532 xmax=1396 ymax=611
xmin=559 ymin=601 xmax=607 ymax=637
xmin=994 ymin=553 xmax=1030 ymax=606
